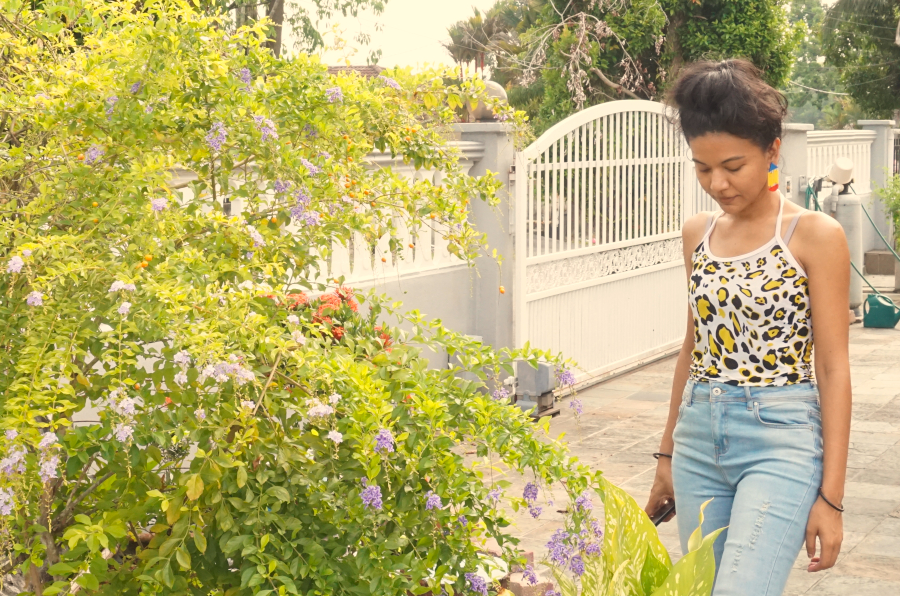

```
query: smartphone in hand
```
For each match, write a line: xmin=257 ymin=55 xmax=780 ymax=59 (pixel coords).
xmin=649 ymin=499 xmax=676 ymax=526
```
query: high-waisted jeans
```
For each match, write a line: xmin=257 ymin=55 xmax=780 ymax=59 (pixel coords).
xmin=672 ymin=380 xmax=823 ymax=596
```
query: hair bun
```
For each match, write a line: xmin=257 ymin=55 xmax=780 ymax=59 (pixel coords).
xmin=666 ymin=59 xmax=788 ymax=150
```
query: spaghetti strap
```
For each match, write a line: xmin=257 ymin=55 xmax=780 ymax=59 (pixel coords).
xmin=774 ymin=193 xmax=786 ymax=238
xmin=782 ymin=213 xmax=802 ymax=246
xmin=702 ymin=211 xmax=723 ymax=243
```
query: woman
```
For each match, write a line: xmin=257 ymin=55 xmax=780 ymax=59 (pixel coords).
xmin=644 ymin=59 xmax=851 ymax=596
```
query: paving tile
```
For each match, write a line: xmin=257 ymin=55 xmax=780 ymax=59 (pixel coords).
xmin=808 ymin=574 xmax=900 ymax=596
xmin=832 ymin=553 xmax=900 ymax=582
xmin=782 ymin=567 xmax=824 ymax=595
xmin=843 ymin=482 xmax=900 ymax=501
xmin=626 ymin=391 xmax=672 ymax=402
xmin=847 ymin=533 xmax=900 ymax=559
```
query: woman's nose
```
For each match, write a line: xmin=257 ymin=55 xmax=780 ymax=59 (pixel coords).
xmin=709 ymin=170 xmax=730 ymax=193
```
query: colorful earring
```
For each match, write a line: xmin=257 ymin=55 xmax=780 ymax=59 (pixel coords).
xmin=768 ymin=163 xmax=779 ymax=192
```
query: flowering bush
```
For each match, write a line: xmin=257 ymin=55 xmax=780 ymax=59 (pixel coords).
xmin=0 ymin=1 xmax=719 ymax=595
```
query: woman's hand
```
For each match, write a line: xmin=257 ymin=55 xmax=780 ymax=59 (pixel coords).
xmin=644 ymin=459 xmax=676 ymax=523
xmin=805 ymin=498 xmax=843 ymax=572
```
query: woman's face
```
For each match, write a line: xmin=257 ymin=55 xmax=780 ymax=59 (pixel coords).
xmin=688 ymin=132 xmax=780 ymax=214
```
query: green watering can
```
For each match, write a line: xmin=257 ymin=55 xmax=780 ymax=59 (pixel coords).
xmin=863 ymin=293 xmax=900 ymax=329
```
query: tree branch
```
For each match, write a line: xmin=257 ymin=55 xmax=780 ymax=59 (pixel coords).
xmin=53 ymin=471 xmax=115 ymax=531
xmin=590 ymin=67 xmax=642 ymax=100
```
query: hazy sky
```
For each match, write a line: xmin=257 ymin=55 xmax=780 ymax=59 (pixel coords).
xmin=284 ymin=0 xmax=499 ymax=71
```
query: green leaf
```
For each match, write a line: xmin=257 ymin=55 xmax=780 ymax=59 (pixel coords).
xmin=193 ymin=530 xmax=208 ymax=554
xmin=186 ymin=474 xmax=204 ymax=501
xmin=176 ymin=547 xmax=192 ymax=570
xmin=48 ymin=562 xmax=78 ymax=576
xmin=236 ymin=465 xmax=247 ymax=488
xmin=76 ymin=574 xmax=99 ymax=591
xmin=266 ymin=486 xmax=291 ymax=502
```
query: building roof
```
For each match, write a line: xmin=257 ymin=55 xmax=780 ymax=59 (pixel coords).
xmin=326 ymin=65 xmax=385 ymax=78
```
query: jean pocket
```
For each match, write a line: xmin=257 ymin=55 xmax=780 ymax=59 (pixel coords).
xmin=753 ymin=401 xmax=813 ymax=429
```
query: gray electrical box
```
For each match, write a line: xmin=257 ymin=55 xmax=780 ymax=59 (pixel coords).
xmin=515 ymin=361 xmax=555 ymax=397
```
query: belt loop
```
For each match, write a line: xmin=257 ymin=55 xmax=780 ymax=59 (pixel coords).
xmin=687 ymin=381 xmax=694 ymax=406
xmin=745 ymin=385 xmax=753 ymax=411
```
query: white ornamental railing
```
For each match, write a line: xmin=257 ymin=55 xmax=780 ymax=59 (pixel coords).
xmin=170 ymin=141 xmax=485 ymax=289
xmin=807 ymin=130 xmax=875 ymax=193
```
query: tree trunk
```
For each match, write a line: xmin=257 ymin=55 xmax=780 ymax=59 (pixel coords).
xmin=265 ymin=0 xmax=285 ymax=57
xmin=664 ymin=12 xmax=687 ymax=85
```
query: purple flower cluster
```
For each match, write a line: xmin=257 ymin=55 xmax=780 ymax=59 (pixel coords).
xmin=523 ymin=482 xmax=539 ymax=503
xmin=361 ymin=483 xmax=382 ymax=510
xmin=206 ymin=122 xmax=227 ymax=152
xmin=239 ymin=68 xmax=252 ymax=92
xmin=207 ymin=356 xmax=255 ymax=386
xmin=115 ymin=397 xmax=137 ymax=416
xmin=6 ymin=256 xmax=23 ymax=274
xmin=118 ymin=301 xmax=131 ymax=316
xmin=130 ymin=81 xmax=143 ymax=94
xmin=569 ymin=398 xmax=583 ymax=415
xmin=326 ymin=86 xmax=343 ymax=103
xmin=555 ymin=366 xmax=576 ymax=388
xmin=174 ymin=350 xmax=191 ymax=368
xmin=109 ymin=281 xmax=136 ymax=292
xmin=300 ymin=158 xmax=320 ymax=176
xmin=492 ymin=387 xmax=509 ymax=401
xmin=374 ymin=428 xmax=395 ymax=453
xmin=1 ymin=446 xmax=25 ymax=476
xmin=151 ymin=197 xmax=168 ymax=212
xmin=465 ymin=573 xmax=488 ymax=596
xmin=5 ymin=430 xmax=16 ymax=441
xmin=546 ymin=590 xmax=561 ymax=596
xmin=84 ymin=144 xmax=105 ymax=165
xmin=40 ymin=453 xmax=59 ymax=483
xmin=195 ymin=408 xmax=206 ymax=421
xmin=307 ymin=398 xmax=334 ymax=419
xmin=246 ymin=224 xmax=266 ymax=248
xmin=318 ymin=150 xmax=331 ymax=160
xmin=114 ymin=423 xmax=134 ymax=442
xmin=105 ymin=95 xmax=118 ymax=118
xmin=303 ymin=124 xmax=318 ymax=138
xmin=274 ymin=180 xmax=292 ymax=194
xmin=253 ymin=115 xmax=278 ymax=142
xmin=575 ymin=491 xmax=593 ymax=512
xmin=523 ymin=565 xmax=538 ymax=585
xmin=487 ymin=488 xmax=501 ymax=503
xmin=299 ymin=210 xmax=321 ymax=227
xmin=528 ymin=505 xmax=543 ymax=519
xmin=458 ymin=515 xmax=468 ymax=527
xmin=377 ymin=75 xmax=401 ymax=90
xmin=0 ymin=487 xmax=14 ymax=516
xmin=546 ymin=529 xmax=572 ymax=567
xmin=569 ymin=555 xmax=585 ymax=577
xmin=328 ymin=430 xmax=343 ymax=444
xmin=27 ymin=291 xmax=43 ymax=307
xmin=425 ymin=491 xmax=442 ymax=510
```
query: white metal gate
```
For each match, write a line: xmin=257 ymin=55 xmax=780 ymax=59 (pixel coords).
xmin=513 ymin=100 xmax=715 ymax=385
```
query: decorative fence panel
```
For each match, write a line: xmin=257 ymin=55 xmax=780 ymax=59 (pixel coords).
xmin=514 ymin=100 xmax=710 ymax=384
xmin=807 ymin=130 xmax=875 ymax=193
xmin=172 ymin=141 xmax=483 ymax=291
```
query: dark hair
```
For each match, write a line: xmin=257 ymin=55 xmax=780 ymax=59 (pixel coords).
xmin=666 ymin=59 xmax=788 ymax=150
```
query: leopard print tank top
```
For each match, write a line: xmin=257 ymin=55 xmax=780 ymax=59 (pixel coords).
xmin=688 ymin=195 xmax=814 ymax=386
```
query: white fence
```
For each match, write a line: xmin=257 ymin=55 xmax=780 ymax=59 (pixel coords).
xmin=514 ymin=100 xmax=710 ymax=384
xmin=171 ymin=141 xmax=485 ymax=290
xmin=807 ymin=130 xmax=875 ymax=193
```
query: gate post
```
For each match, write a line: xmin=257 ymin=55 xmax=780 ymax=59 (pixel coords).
xmin=781 ymin=123 xmax=813 ymax=207
xmin=858 ymin=120 xmax=896 ymax=248
xmin=452 ymin=122 xmax=517 ymax=351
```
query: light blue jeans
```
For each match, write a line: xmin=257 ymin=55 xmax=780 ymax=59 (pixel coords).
xmin=672 ymin=380 xmax=823 ymax=596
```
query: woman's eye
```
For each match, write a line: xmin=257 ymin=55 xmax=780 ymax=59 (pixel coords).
xmin=698 ymin=168 xmax=711 ymax=174
xmin=727 ymin=166 xmax=743 ymax=173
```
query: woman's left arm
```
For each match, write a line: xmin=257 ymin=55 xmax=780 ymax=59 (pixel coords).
xmin=794 ymin=211 xmax=852 ymax=573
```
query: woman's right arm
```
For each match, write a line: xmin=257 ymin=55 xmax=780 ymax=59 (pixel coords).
xmin=643 ymin=213 xmax=707 ymax=522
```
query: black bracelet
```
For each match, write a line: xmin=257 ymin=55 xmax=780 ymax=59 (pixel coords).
xmin=652 ymin=452 xmax=673 ymax=460
xmin=818 ymin=487 xmax=844 ymax=512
